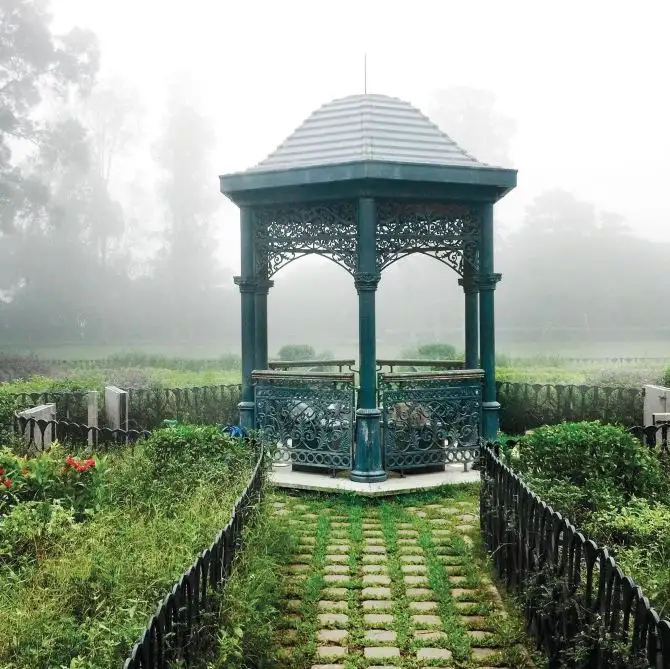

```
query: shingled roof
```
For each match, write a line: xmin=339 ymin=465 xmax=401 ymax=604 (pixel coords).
xmin=247 ymin=93 xmax=487 ymax=173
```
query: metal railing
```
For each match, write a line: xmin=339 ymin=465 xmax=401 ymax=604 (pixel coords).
xmin=268 ymin=359 xmax=355 ymax=372
xmin=481 ymin=443 xmax=670 ymax=668
xmin=14 ymin=414 xmax=151 ymax=453
xmin=496 ymin=381 xmax=644 ymax=434
xmin=122 ymin=439 xmax=265 ymax=668
xmin=377 ymin=359 xmax=465 ymax=373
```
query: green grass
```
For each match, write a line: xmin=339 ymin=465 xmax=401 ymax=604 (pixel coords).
xmin=0 ymin=430 xmax=257 ymax=668
xmin=253 ymin=486 xmax=542 ymax=669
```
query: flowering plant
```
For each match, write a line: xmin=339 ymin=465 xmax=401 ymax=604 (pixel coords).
xmin=0 ymin=444 xmax=104 ymax=517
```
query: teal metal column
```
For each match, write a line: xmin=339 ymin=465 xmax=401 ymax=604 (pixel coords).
xmin=255 ymin=276 xmax=273 ymax=370
xmin=233 ymin=206 xmax=257 ymax=430
xmin=459 ymin=261 xmax=479 ymax=369
xmin=350 ymin=197 xmax=386 ymax=483
xmin=477 ymin=204 xmax=502 ymax=441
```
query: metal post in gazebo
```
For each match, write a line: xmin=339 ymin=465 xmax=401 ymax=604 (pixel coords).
xmin=219 ymin=94 xmax=516 ymax=482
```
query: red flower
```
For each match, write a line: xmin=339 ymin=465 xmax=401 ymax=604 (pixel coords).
xmin=86 ymin=459 xmax=95 ymax=468
xmin=3 ymin=479 xmax=11 ymax=488
xmin=0 ymin=468 xmax=4 ymax=475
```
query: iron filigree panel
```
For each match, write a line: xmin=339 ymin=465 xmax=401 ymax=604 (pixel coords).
xmin=376 ymin=201 xmax=480 ymax=276
xmin=254 ymin=202 xmax=357 ymax=278
xmin=379 ymin=373 xmax=483 ymax=471
xmin=254 ymin=373 xmax=355 ymax=470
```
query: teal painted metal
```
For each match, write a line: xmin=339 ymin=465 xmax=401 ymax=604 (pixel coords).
xmin=220 ymin=160 xmax=517 ymax=203
xmin=252 ymin=371 xmax=355 ymax=470
xmin=379 ymin=370 xmax=484 ymax=472
xmin=234 ymin=207 xmax=257 ymax=430
xmin=351 ymin=197 xmax=386 ymax=483
xmin=255 ymin=277 xmax=272 ymax=370
xmin=460 ymin=261 xmax=479 ymax=369
xmin=477 ymin=204 xmax=501 ymax=441
xmin=219 ymin=95 xmax=518 ymax=473
xmin=352 ymin=408 xmax=384 ymax=481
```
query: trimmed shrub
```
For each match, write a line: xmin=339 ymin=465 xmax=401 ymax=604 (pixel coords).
xmin=276 ymin=344 xmax=315 ymax=361
xmin=512 ymin=421 xmax=664 ymax=522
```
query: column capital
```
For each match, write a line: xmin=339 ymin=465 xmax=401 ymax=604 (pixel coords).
xmin=255 ymin=278 xmax=274 ymax=295
xmin=458 ymin=276 xmax=479 ymax=294
xmin=475 ymin=273 xmax=502 ymax=291
xmin=354 ymin=272 xmax=381 ymax=293
xmin=233 ymin=275 xmax=258 ymax=294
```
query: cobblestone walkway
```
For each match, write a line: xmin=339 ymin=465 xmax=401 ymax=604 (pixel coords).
xmin=271 ymin=490 xmax=532 ymax=669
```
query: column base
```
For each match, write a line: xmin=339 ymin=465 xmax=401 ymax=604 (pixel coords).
xmin=481 ymin=401 xmax=500 ymax=443
xmin=350 ymin=408 xmax=387 ymax=483
xmin=238 ymin=401 xmax=255 ymax=431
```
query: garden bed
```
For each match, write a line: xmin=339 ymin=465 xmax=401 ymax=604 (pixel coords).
xmin=500 ymin=422 xmax=670 ymax=616
xmin=0 ymin=425 xmax=261 ymax=669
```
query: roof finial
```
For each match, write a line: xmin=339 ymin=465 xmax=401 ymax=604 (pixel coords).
xmin=364 ymin=53 xmax=367 ymax=94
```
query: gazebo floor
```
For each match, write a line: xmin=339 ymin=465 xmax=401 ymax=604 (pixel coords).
xmin=270 ymin=463 xmax=480 ymax=497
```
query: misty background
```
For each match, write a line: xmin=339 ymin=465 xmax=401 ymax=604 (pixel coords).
xmin=1 ymin=0 xmax=669 ymax=357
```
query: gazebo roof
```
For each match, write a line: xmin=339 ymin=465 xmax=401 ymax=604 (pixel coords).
xmin=220 ymin=93 xmax=517 ymax=203
xmin=250 ymin=94 xmax=484 ymax=172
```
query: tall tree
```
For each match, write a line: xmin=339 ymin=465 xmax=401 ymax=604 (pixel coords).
xmin=430 ymin=86 xmax=516 ymax=167
xmin=153 ymin=87 xmax=225 ymax=342
xmin=0 ymin=0 xmax=99 ymax=233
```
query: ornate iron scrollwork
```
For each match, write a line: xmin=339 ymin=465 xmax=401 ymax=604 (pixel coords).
xmin=376 ymin=201 xmax=480 ymax=276
xmin=379 ymin=372 xmax=483 ymax=472
xmin=254 ymin=202 xmax=357 ymax=278
xmin=253 ymin=373 xmax=355 ymax=471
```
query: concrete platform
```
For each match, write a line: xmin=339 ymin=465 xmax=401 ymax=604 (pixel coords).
xmin=269 ymin=463 xmax=480 ymax=497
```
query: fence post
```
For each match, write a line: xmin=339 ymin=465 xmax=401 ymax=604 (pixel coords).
xmin=87 ymin=391 xmax=98 ymax=446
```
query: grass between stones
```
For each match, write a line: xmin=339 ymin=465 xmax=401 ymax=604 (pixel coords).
xmin=260 ymin=484 xmax=543 ymax=669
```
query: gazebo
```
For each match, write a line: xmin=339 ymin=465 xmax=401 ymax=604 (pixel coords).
xmin=219 ymin=94 xmax=516 ymax=483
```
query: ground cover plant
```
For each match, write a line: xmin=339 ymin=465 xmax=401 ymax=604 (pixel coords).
xmin=506 ymin=421 xmax=670 ymax=616
xmin=209 ymin=486 xmax=542 ymax=668
xmin=0 ymin=425 xmax=259 ymax=669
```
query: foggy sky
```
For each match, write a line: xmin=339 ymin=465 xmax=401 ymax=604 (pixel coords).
xmin=51 ymin=0 xmax=670 ymax=276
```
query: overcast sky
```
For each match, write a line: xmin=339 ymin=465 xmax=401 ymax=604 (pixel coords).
xmin=52 ymin=0 xmax=670 ymax=272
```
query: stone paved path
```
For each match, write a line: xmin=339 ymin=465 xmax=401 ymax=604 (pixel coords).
xmin=271 ymin=492 xmax=532 ymax=669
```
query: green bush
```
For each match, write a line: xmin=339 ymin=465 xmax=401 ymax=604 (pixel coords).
xmin=276 ymin=344 xmax=315 ymax=361
xmin=0 ymin=443 xmax=105 ymax=517
xmin=0 ymin=427 xmax=260 ymax=668
xmin=514 ymin=421 xmax=664 ymax=518
xmin=416 ymin=342 xmax=457 ymax=359
xmin=585 ymin=498 xmax=670 ymax=549
xmin=663 ymin=367 xmax=670 ymax=387
xmin=142 ymin=424 xmax=248 ymax=481
xmin=401 ymin=342 xmax=459 ymax=360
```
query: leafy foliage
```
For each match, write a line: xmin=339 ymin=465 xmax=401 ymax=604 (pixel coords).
xmin=276 ymin=344 xmax=316 ymax=361
xmin=514 ymin=422 xmax=663 ymax=508
xmin=508 ymin=420 xmax=670 ymax=613
xmin=0 ymin=426 xmax=259 ymax=668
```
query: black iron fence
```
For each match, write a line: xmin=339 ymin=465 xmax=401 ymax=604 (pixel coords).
xmin=6 ymin=390 xmax=91 ymax=424
xmin=497 ymin=382 xmax=643 ymax=434
xmin=122 ymin=439 xmax=265 ymax=668
xmin=5 ymin=380 xmax=659 ymax=438
xmin=481 ymin=443 xmax=670 ymax=668
xmin=14 ymin=414 xmax=151 ymax=453
xmin=126 ymin=385 xmax=241 ymax=430
xmin=628 ymin=423 xmax=670 ymax=454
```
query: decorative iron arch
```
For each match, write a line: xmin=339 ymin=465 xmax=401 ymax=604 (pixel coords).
xmin=375 ymin=200 xmax=480 ymax=277
xmin=253 ymin=201 xmax=358 ymax=278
